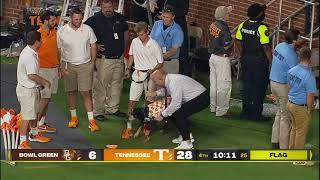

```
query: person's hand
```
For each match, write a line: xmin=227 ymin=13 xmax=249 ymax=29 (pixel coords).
xmin=43 ymin=79 xmax=51 ymax=89
xmin=60 ymin=68 xmax=69 ymax=77
xmin=147 ymin=69 xmax=154 ymax=74
xmin=124 ymin=68 xmax=131 ymax=79
xmin=266 ymin=94 xmax=277 ymax=103
xmin=93 ymin=62 xmax=97 ymax=71
xmin=154 ymin=113 xmax=163 ymax=122
xmin=97 ymin=44 xmax=105 ymax=52
xmin=58 ymin=67 xmax=63 ymax=78
xmin=149 ymin=0 xmax=158 ymax=13
xmin=146 ymin=91 xmax=157 ymax=99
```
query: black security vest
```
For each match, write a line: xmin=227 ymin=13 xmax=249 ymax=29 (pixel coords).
xmin=240 ymin=20 xmax=266 ymax=58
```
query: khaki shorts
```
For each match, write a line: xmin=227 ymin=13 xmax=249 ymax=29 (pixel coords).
xmin=39 ymin=67 xmax=59 ymax=98
xmin=61 ymin=61 xmax=94 ymax=92
xmin=16 ymin=85 xmax=40 ymax=120
xmin=163 ymin=59 xmax=179 ymax=74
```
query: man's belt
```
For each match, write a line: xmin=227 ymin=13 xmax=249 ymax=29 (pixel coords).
xmin=18 ymin=83 xmax=42 ymax=90
xmin=132 ymin=72 xmax=150 ymax=84
xmin=102 ymin=55 xmax=122 ymax=59
xmin=137 ymin=69 xmax=148 ymax=72
xmin=289 ymin=100 xmax=307 ymax=107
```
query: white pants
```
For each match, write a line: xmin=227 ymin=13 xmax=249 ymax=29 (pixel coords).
xmin=129 ymin=70 xmax=155 ymax=101
xmin=209 ymin=54 xmax=232 ymax=116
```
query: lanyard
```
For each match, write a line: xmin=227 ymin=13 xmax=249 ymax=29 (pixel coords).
xmin=161 ymin=22 xmax=174 ymax=43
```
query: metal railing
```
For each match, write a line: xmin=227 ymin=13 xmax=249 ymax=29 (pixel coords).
xmin=271 ymin=0 xmax=319 ymax=49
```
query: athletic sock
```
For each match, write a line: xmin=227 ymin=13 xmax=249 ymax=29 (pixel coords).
xmin=38 ymin=116 xmax=46 ymax=126
xmin=87 ymin=112 xmax=94 ymax=121
xmin=30 ymin=127 xmax=38 ymax=136
xmin=70 ymin=109 xmax=77 ymax=117
xmin=127 ymin=121 xmax=132 ymax=129
xmin=19 ymin=135 xmax=26 ymax=144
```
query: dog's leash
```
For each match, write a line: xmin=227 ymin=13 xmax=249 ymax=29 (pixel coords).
xmin=131 ymin=70 xmax=150 ymax=84
xmin=161 ymin=87 xmax=169 ymax=133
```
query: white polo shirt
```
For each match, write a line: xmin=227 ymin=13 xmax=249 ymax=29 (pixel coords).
xmin=129 ymin=37 xmax=163 ymax=70
xmin=57 ymin=23 xmax=97 ymax=65
xmin=17 ymin=45 xmax=39 ymax=88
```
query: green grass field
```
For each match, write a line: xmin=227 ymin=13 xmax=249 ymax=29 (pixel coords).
xmin=1 ymin=56 xmax=319 ymax=180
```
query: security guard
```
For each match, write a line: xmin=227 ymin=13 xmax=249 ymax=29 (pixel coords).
xmin=235 ymin=3 xmax=272 ymax=121
xmin=85 ymin=0 xmax=129 ymax=121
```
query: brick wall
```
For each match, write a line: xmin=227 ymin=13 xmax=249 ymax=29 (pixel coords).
xmin=2 ymin=0 xmax=317 ymax=47
xmin=187 ymin=0 xmax=317 ymax=47
xmin=1 ymin=0 xmax=40 ymax=24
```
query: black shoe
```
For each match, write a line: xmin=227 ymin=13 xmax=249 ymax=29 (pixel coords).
xmin=258 ymin=116 xmax=272 ymax=122
xmin=110 ymin=111 xmax=126 ymax=118
xmin=240 ymin=113 xmax=251 ymax=120
xmin=272 ymin=143 xmax=280 ymax=149
xmin=94 ymin=115 xmax=107 ymax=121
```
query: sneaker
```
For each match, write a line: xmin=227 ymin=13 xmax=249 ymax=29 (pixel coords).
xmin=217 ymin=112 xmax=233 ymax=118
xmin=18 ymin=141 xmax=32 ymax=149
xmin=110 ymin=111 xmax=127 ymax=118
xmin=68 ymin=116 xmax=78 ymax=128
xmin=38 ymin=123 xmax=57 ymax=133
xmin=29 ymin=133 xmax=51 ymax=143
xmin=94 ymin=115 xmax=107 ymax=122
xmin=172 ymin=133 xmax=195 ymax=144
xmin=174 ymin=141 xmax=194 ymax=149
xmin=121 ymin=128 xmax=132 ymax=139
xmin=260 ymin=116 xmax=272 ymax=122
xmin=293 ymin=161 xmax=315 ymax=166
xmin=88 ymin=119 xmax=100 ymax=132
xmin=271 ymin=143 xmax=280 ymax=149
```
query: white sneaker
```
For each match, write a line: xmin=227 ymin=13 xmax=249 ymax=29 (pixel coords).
xmin=293 ymin=161 xmax=314 ymax=166
xmin=174 ymin=141 xmax=193 ymax=149
xmin=172 ymin=133 xmax=194 ymax=144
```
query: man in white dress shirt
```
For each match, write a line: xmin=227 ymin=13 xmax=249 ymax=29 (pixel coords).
xmin=146 ymin=69 xmax=209 ymax=149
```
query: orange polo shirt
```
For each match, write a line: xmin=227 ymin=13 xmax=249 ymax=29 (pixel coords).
xmin=38 ymin=27 xmax=59 ymax=68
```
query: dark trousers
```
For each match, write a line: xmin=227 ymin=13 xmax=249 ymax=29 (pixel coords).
xmin=240 ymin=55 xmax=269 ymax=120
xmin=170 ymin=91 xmax=209 ymax=140
xmin=174 ymin=16 xmax=192 ymax=77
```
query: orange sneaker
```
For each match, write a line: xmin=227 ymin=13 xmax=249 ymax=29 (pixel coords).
xmin=88 ymin=119 xmax=100 ymax=132
xmin=68 ymin=116 xmax=78 ymax=128
xmin=29 ymin=133 xmax=51 ymax=143
xmin=18 ymin=141 xmax=32 ymax=149
xmin=38 ymin=123 xmax=57 ymax=133
xmin=121 ymin=128 xmax=132 ymax=139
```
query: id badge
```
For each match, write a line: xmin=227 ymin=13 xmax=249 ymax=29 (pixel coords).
xmin=114 ymin=33 xmax=119 ymax=40
xmin=162 ymin=47 xmax=167 ymax=53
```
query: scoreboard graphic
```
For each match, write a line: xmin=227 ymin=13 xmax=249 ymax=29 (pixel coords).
xmin=8 ymin=149 xmax=313 ymax=162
